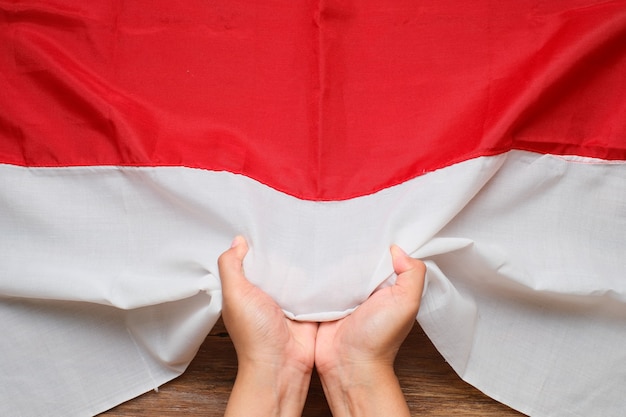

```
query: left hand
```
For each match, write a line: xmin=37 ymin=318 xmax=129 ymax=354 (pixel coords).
xmin=218 ymin=236 xmax=318 ymax=374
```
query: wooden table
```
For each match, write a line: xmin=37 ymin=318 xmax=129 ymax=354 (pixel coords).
xmin=102 ymin=319 xmax=525 ymax=416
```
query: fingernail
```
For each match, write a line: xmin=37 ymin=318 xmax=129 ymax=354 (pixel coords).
xmin=391 ymin=244 xmax=408 ymax=256
xmin=230 ymin=236 xmax=241 ymax=248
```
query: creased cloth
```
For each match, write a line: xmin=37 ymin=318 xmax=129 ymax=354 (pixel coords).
xmin=1 ymin=1 xmax=625 ymax=416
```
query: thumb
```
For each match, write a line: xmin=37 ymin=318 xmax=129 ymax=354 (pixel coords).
xmin=390 ymin=244 xmax=426 ymax=304
xmin=217 ymin=236 xmax=249 ymax=294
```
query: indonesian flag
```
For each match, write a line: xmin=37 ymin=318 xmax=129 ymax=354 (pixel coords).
xmin=1 ymin=1 xmax=625 ymax=416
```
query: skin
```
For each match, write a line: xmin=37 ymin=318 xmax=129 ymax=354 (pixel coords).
xmin=218 ymin=236 xmax=426 ymax=417
xmin=219 ymin=236 xmax=317 ymax=417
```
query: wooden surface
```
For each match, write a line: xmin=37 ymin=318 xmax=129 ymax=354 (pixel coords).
xmin=102 ymin=319 xmax=525 ymax=416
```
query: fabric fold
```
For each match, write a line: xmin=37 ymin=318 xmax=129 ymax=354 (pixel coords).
xmin=1 ymin=1 xmax=626 ymax=416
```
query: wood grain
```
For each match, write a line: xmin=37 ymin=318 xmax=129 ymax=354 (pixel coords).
xmin=101 ymin=319 xmax=525 ymax=416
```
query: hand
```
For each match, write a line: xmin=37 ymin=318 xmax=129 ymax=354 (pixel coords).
xmin=219 ymin=236 xmax=317 ymax=417
xmin=219 ymin=235 xmax=317 ymax=372
xmin=315 ymin=245 xmax=426 ymax=417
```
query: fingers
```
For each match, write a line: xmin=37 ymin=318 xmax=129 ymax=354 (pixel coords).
xmin=218 ymin=235 xmax=249 ymax=294
xmin=390 ymin=244 xmax=426 ymax=304
xmin=218 ymin=238 xmax=425 ymax=310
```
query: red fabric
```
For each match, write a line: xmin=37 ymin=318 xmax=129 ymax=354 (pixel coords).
xmin=1 ymin=0 xmax=625 ymax=200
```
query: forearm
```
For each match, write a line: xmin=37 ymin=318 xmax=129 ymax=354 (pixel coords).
xmin=224 ymin=362 xmax=312 ymax=417
xmin=319 ymin=364 xmax=410 ymax=417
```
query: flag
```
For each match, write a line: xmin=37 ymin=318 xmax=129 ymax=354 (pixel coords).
xmin=1 ymin=1 xmax=625 ymax=415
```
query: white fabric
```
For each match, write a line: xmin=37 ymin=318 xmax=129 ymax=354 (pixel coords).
xmin=1 ymin=150 xmax=625 ymax=416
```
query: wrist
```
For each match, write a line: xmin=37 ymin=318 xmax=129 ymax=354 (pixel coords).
xmin=225 ymin=360 xmax=312 ymax=417
xmin=237 ymin=350 xmax=314 ymax=382
xmin=238 ymin=358 xmax=313 ymax=388
xmin=319 ymin=363 xmax=409 ymax=417
xmin=318 ymin=360 xmax=392 ymax=395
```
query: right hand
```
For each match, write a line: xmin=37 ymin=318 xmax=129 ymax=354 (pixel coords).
xmin=315 ymin=244 xmax=426 ymax=376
